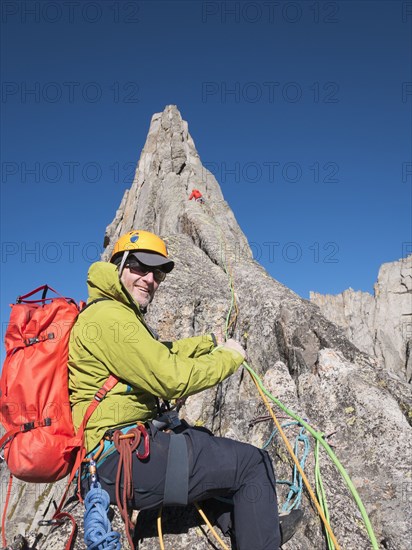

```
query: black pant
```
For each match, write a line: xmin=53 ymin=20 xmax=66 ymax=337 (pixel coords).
xmin=96 ymin=426 xmax=281 ymax=550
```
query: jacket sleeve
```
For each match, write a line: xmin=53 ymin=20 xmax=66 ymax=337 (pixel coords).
xmin=76 ymin=303 xmax=243 ymax=400
xmin=162 ymin=334 xmax=216 ymax=358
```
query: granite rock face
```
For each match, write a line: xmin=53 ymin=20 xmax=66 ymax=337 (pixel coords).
xmin=310 ymin=256 xmax=412 ymax=384
xmin=1 ymin=106 xmax=411 ymax=550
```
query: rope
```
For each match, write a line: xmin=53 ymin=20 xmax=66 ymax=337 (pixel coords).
xmin=194 ymin=502 xmax=230 ymax=550
xmin=84 ymin=481 xmax=121 ymax=549
xmin=315 ymin=439 xmax=335 ymax=550
xmin=208 ymin=201 xmax=380 ymax=549
xmin=1 ymin=473 xmax=13 ymax=548
xmin=113 ymin=428 xmax=142 ymax=549
xmin=263 ymin=422 xmax=310 ymax=511
xmin=248 ymin=366 xmax=341 ymax=549
xmin=244 ymin=362 xmax=379 ymax=550
xmin=274 ymin=424 xmax=310 ymax=512
xmin=283 ymin=426 xmax=310 ymax=512
xmin=157 ymin=507 xmax=165 ymax=550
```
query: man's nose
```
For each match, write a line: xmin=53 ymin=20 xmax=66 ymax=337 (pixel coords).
xmin=141 ymin=271 xmax=155 ymax=283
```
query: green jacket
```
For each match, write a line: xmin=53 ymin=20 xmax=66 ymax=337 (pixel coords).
xmin=68 ymin=262 xmax=244 ymax=451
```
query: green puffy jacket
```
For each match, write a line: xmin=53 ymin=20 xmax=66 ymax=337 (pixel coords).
xmin=68 ymin=261 xmax=244 ymax=451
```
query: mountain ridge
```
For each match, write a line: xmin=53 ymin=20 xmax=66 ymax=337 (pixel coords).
xmin=1 ymin=105 xmax=410 ymax=550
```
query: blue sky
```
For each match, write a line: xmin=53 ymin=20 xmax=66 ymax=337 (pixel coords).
xmin=1 ymin=1 xmax=411 ymax=352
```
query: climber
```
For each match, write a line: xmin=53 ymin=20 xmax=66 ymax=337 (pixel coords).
xmin=68 ymin=229 xmax=301 ymax=550
xmin=188 ymin=188 xmax=204 ymax=203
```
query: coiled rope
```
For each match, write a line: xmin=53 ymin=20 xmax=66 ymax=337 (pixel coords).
xmin=84 ymin=479 xmax=121 ymax=549
xmin=265 ymin=423 xmax=310 ymax=512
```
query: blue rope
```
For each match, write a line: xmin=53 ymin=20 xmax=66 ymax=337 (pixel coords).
xmin=262 ymin=422 xmax=310 ymax=511
xmin=84 ymin=480 xmax=121 ymax=549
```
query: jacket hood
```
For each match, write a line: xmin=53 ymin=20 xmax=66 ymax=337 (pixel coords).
xmin=87 ymin=261 xmax=135 ymax=307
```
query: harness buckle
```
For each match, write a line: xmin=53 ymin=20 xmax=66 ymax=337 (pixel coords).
xmin=152 ymin=410 xmax=181 ymax=431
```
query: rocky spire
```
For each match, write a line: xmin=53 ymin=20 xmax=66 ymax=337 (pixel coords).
xmin=100 ymin=106 xmax=411 ymax=549
xmin=102 ymin=104 xmax=251 ymax=269
xmin=311 ymin=255 xmax=412 ymax=384
xmin=2 ymin=106 xmax=411 ymax=549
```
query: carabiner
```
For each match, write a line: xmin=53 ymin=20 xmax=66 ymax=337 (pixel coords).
xmin=136 ymin=424 xmax=150 ymax=460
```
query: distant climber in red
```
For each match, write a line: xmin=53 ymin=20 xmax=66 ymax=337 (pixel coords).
xmin=188 ymin=189 xmax=204 ymax=203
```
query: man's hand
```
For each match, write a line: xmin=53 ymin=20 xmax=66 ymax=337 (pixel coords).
xmin=213 ymin=325 xmax=226 ymax=345
xmin=223 ymin=338 xmax=246 ymax=359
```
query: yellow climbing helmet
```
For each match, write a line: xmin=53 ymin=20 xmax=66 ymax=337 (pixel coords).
xmin=111 ymin=230 xmax=174 ymax=274
xmin=111 ymin=230 xmax=168 ymax=259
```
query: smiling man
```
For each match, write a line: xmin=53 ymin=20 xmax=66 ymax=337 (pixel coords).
xmin=114 ymin=232 xmax=172 ymax=309
xmin=68 ymin=229 xmax=296 ymax=550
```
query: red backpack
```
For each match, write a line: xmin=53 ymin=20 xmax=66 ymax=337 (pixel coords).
xmin=0 ymin=285 xmax=117 ymax=546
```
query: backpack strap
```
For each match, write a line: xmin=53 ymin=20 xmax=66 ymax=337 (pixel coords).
xmin=1 ymin=474 xmax=14 ymax=547
xmin=17 ymin=285 xmax=69 ymax=303
xmin=0 ymin=419 xmax=52 ymax=452
xmin=51 ymin=298 xmax=123 ymax=546
xmin=76 ymin=375 xmax=120 ymax=442
xmin=80 ymin=297 xmax=112 ymax=312
xmin=54 ymin=374 xmax=120 ymax=517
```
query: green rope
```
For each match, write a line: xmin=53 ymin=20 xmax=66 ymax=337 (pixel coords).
xmin=315 ymin=439 xmax=334 ymax=550
xmin=220 ymin=237 xmax=236 ymax=337
xmin=243 ymin=362 xmax=379 ymax=550
xmin=214 ymin=208 xmax=378 ymax=549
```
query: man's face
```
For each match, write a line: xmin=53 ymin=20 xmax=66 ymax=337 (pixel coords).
xmin=120 ymin=265 xmax=160 ymax=309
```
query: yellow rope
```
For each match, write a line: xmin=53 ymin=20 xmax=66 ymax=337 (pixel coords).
xmin=195 ymin=502 xmax=230 ymax=550
xmin=203 ymin=199 xmax=340 ymax=547
xmin=249 ymin=372 xmax=341 ymax=550
xmin=157 ymin=507 xmax=165 ymax=550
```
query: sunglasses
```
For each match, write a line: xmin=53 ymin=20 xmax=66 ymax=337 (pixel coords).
xmin=125 ymin=262 xmax=167 ymax=283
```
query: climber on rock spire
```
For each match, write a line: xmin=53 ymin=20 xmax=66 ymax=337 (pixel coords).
xmin=188 ymin=188 xmax=205 ymax=203
xmin=69 ymin=229 xmax=301 ymax=549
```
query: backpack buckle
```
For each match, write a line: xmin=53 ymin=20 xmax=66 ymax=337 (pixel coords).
xmin=94 ymin=388 xmax=108 ymax=402
xmin=25 ymin=337 xmax=39 ymax=346
xmin=21 ymin=422 xmax=35 ymax=432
